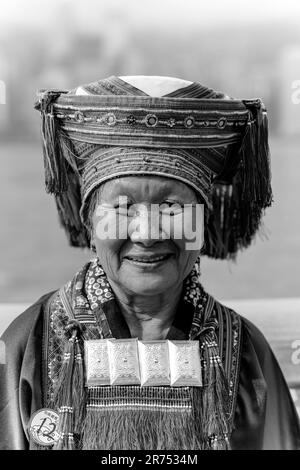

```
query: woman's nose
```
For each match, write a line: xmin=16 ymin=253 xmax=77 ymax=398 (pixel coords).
xmin=128 ymin=207 xmax=161 ymax=246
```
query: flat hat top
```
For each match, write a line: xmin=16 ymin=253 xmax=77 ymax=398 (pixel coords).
xmin=75 ymin=75 xmax=194 ymax=97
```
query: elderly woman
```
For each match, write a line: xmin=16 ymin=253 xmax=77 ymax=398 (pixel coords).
xmin=0 ymin=75 xmax=299 ymax=450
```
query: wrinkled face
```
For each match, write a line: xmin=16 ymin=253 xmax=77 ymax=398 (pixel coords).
xmin=92 ymin=176 xmax=204 ymax=297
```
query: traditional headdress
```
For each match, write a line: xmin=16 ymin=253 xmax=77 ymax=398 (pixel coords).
xmin=34 ymin=75 xmax=272 ymax=259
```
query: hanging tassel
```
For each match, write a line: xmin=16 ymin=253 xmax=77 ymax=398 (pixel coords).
xmin=240 ymin=99 xmax=272 ymax=207
xmin=204 ymin=184 xmax=235 ymax=259
xmin=80 ymin=387 xmax=205 ymax=450
xmin=204 ymin=99 xmax=273 ymax=259
xmin=81 ymin=405 xmax=203 ymax=450
xmin=35 ymin=91 xmax=88 ymax=248
xmin=35 ymin=90 xmax=70 ymax=195
xmin=52 ymin=320 xmax=85 ymax=450
xmin=197 ymin=322 xmax=231 ymax=449
xmin=72 ymin=336 xmax=87 ymax=435
xmin=55 ymin=172 xmax=90 ymax=248
xmin=234 ymin=99 xmax=273 ymax=245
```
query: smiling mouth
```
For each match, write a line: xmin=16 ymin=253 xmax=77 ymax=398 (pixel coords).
xmin=124 ymin=254 xmax=173 ymax=264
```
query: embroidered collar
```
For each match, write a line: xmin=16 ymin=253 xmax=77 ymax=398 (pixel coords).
xmin=69 ymin=257 xmax=207 ymax=341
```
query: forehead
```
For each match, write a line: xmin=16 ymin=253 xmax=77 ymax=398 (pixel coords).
xmin=98 ymin=176 xmax=198 ymax=201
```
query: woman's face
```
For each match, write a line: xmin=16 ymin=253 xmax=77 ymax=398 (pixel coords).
xmin=92 ymin=176 xmax=204 ymax=297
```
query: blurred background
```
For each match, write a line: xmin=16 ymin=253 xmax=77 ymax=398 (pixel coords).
xmin=0 ymin=0 xmax=300 ymax=302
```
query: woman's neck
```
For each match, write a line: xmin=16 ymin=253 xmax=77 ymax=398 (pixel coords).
xmin=108 ymin=280 xmax=183 ymax=340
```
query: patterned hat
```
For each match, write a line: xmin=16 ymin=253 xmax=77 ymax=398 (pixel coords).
xmin=34 ymin=75 xmax=272 ymax=259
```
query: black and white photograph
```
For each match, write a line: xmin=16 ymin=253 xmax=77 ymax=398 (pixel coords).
xmin=0 ymin=0 xmax=300 ymax=453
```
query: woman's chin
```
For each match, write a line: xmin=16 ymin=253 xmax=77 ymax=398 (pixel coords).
xmin=125 ymin=282 xmax=174 ymax=296
xmin=120 ymin=267 xmax=177 ymax=296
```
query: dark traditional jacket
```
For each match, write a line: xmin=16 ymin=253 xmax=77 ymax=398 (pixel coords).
xmin=1 ymin=262 xmax=300 ymax=450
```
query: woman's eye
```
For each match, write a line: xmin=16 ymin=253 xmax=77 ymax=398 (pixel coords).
xmin=111 ymin=202 xmax=186 ymax=217
xmin=160 ymin=202 xmax=185 ymax=216
xmin=114 ymin=206 xmax=130 ymax=215
xmin=164 ymin=201 xmax=185 ymax=207
xmin=113 ymin=204 xmax=137 ymax=216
